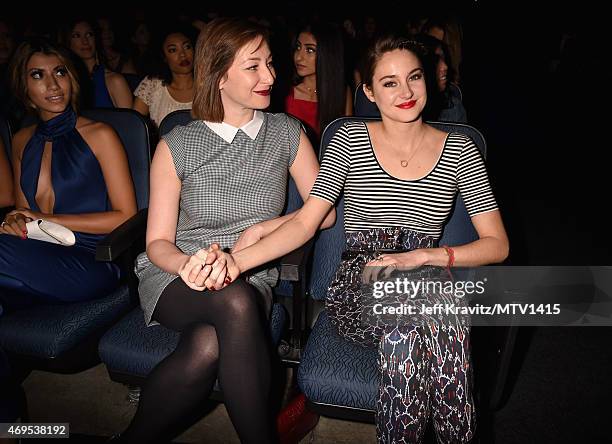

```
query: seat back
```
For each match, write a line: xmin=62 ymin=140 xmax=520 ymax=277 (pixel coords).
xmin=81 ymin=108 xmax=151 ymax=210
xmin=0 ymin=115 xmax=11 ymax=163
xmin=353 ymin=84 xmax=381 ymax=118
xmin=309 ymin=116 xmax=487 ymax=300
xmin=158 ymin=109 xmax=193 ymax=137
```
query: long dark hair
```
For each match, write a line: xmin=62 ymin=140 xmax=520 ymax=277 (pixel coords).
xmin=294 ymin=22 xmax=346 ymax=133
xmin=149 ymin=22 xmax=197 ymax=85
xmin=413 ymin=33 xmax=451 ymax=120
xmin=10 ymin=38 xmax=82 ymax=113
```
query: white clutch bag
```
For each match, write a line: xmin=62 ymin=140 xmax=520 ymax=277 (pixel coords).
xmin=26 ymin=219 xmax=76 ymax=246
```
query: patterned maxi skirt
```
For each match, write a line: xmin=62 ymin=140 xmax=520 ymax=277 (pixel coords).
xmin=325 ymin=227 xmax=475 ymax=444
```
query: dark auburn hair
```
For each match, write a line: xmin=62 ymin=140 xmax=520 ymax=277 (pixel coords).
xmin=192 ymin=17 xmax=269 ymax=122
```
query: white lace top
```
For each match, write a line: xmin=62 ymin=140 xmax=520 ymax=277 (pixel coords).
xmin=134 ymin=77 xmax=193 ymax=128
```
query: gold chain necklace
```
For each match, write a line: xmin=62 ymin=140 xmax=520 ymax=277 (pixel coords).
xmin=398 ymin=131 xmax=426 ymax=167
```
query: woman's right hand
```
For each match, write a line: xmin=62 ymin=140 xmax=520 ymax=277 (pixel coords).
xmin=177 ymin=244 xmax=223 ymax=291
xmin=201 ymin=249 xmax=242 ymax=291
xmin=0 ymin=211 xmax=33 ymax=239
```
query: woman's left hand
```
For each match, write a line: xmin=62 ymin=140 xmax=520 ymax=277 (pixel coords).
xmin=10 ymin=208 xmax=43 ymax=221
xmin=362 ymin=250 xmax=428 ymax=283
xmin=203 ymin=248 xmax=242 ymax=290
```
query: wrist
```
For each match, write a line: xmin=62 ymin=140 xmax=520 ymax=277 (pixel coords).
xmin=232 ymin=250 xmax=247 ymax=274
xmin=441 ymin=245 xmax=455 ymax=268
xmin=422 ymin=248 xmax=448 ymax=267
xmin=175 ymin=254 xmax=191 ymax=275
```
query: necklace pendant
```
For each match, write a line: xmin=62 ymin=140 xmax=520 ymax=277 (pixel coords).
xmin=401 ymin=160 xmax=409 ymax=167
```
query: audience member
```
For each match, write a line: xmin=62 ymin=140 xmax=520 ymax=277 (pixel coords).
xmin=64 ymin=18 xmax=132 ymax=108
xmin=0 ymin=39 xmax=136 ymax=311
xmin=132 ymin=24 xmax=195 ymax=129
xmin=116 ymin=18 xmax=333 ymax=443
xmin=285 ymin=22 xmax=352 ymax=142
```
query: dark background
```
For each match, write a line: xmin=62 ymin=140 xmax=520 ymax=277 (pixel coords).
xmin=4 ymin=1 xmax=611 ymax=442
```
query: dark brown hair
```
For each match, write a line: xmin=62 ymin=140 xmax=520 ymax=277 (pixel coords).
xmin=10 ymin=38 xmax=81 ymax=113
xmin=192 ymin=17 xmax=269 ymax=122
xmin=361 ymin=35 xmax=426 ymax=90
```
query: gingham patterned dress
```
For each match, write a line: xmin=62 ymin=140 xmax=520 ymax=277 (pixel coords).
xmin=135 ymin=113 xmax=301 ymax=326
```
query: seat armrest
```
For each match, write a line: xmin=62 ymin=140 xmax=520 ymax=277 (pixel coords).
xmin=96 ymin=208 xmax=148 ymax=262
xmin=279 ymin=239 xmax=314 ymax=282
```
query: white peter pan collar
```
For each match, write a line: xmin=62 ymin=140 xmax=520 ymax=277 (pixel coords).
xmin=204 ymin=110 xmax=264 ymax=143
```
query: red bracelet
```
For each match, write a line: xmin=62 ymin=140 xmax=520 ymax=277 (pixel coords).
xmin=442 ymin=245 xmax=455 ymax=268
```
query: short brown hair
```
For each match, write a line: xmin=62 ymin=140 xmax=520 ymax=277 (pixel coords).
xmin=192 ymin=18 xmax=269 ymax=122
xmin=10 ymin=38 xmax=81 ymax=113
xmin=361 ymin=36 xmax=426 ymax=90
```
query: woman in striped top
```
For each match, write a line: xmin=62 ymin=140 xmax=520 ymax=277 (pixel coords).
xmin=205 ymin=35 xmax=509 ymax=443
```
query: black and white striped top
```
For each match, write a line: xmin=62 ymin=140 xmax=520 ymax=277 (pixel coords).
xmin=310 ymin=121 xmax=498 ymax=237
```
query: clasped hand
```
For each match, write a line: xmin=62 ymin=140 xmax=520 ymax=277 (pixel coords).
xmin=0 ymin=208 xmax=41 ymax=238
xmin=362 ymin=249 xmax=427 ymax=283
xmin=178 ymin=243 xmax=240 ymax=291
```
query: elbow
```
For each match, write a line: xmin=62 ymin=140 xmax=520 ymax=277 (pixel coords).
xmin=497 ymin=238 xmax=510 ymax=263
xmin=110 ymin=206 xmax=138 ymax=232
xmin=320 ymin=208 xmax=337 ymax=229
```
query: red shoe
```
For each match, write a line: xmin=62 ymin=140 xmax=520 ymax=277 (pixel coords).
xmin=277 ymin=392 xmax=319 ymax=444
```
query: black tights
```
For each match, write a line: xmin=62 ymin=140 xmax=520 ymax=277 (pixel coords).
xmin=121 ymin=278 xmax=273 ymax=443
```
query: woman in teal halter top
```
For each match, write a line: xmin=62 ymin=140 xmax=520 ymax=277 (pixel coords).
xmin=0 ymin=39 xmax=136 ymax=311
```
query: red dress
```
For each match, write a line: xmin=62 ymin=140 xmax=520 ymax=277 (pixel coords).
xmin=285 ymin=87 xmax=319 ymax=137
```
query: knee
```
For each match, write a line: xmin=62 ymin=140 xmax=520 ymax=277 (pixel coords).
xmin=219 ymin=280 xmax=259 ymax=319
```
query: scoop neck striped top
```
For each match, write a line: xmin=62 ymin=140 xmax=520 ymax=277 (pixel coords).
xmin=309 ymin=120 xmax=498 ymax=238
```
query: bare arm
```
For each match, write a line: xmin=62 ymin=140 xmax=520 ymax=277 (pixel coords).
xmin=144 ymin=140 xmax=188 ymax=274
xmin=132 ymin=96 xmax=150 ymax=117
xmin=0 ymin=139 xmax=13 ymax=207
xmin=423 ymin=210 xmax=509 ymax=266
xmin=106 ymin=72 xmax=133 ymax=108
xmin=232 ymin=195 xmax=333 ymax=274
xmin=145 ymin=139 xmax=220 ymax=291
xmin=372 ymin=209 xmax=509 ymax=271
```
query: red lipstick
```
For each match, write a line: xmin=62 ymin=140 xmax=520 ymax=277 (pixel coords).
xmin=254 ymin=90 xmax=271 ymax=96
xmin=396 ymin=100 xmax=417 ymax=109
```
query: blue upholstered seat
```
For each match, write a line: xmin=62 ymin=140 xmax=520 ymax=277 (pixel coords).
xmin=99 ymin=302 xmax=286 ymax=382
xmin=0 ymin=286 xmax=129 ymax=358
xmin=0 ymin=109 xmax=150 ymax=369
xmin=298 ymin=311 xmax=378 ymax=411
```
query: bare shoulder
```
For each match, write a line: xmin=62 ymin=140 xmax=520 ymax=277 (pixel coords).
xmin=76 ymin=117 xmax=121 ymax=155
xmin=104 ymin=70 xmax=128 ymax=87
